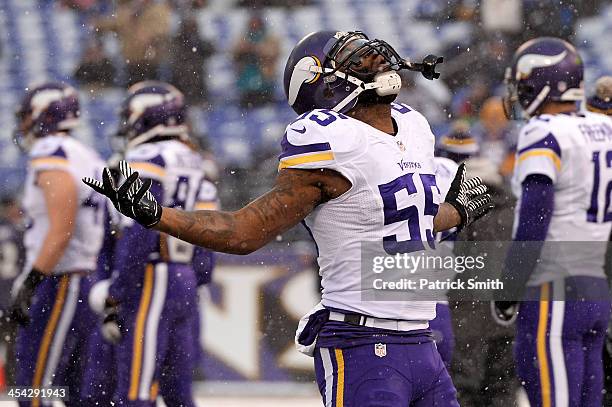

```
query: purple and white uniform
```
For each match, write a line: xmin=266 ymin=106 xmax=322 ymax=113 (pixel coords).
xmin=109 ymin=139 xmax=217 ymax=406
xmin=289 ymin=104 xmax=459 ymax=406
xmin=15 ymin=134 xmax=105 ymax=407
xmin=510 ymin=111 xmax=612 ymax=407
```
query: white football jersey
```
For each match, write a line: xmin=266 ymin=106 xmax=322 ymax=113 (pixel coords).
xmin=511 ymin=111 xmax=612 ymax=286
xmin=125 ymin=139 xmax=218 ymax=263
xmin=22 ymin=135 xmax=106 ymax=274
xmin=279 ymin=103 xmax=442 ymax=321
xmin=434 ymin=157 xmax=458 ymax=201
xmin=433 ymin=157 xmax=459 ymax=304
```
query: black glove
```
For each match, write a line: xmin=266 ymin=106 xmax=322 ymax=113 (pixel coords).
xmin=8 ymin=268 xmax=46 ymax=326
xmin=83 ymin=160 xmax=162 ymax=228
xmin=101 ymin=300 xmax=122 ymax=344
xmin=491 ymin=301 xmax=519 ymax=327
xmin=445 ymin=163 xmax=494 ymax=230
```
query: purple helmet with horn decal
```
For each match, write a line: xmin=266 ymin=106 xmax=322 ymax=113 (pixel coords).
xmin=116 ymin=81 xmax=187 ymax=150
xmin=503 ymin=37 xmax=584 ymax=119
xmin=14 ymin=82 xmax=80 ymax=150
xmin=283 ymin=30 xmax=405 ymax=114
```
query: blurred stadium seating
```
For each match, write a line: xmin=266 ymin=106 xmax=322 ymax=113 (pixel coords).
xmin=0 ymin=2 xmax=610 ymax=405
xmin=0 ymin=0 xmax=610 ymax=196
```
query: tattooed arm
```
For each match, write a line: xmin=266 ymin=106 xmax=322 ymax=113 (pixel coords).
xmin=155 ymin=168 xmax=351 ymax=254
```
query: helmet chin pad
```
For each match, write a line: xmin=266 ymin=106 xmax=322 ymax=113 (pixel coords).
xmin=373 ymin=71 xmax=402 ymax=96
xmin=354 ymin=71 xmax=402 ymax=106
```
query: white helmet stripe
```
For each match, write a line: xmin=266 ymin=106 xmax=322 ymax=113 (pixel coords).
xmin=30 ymin=89 xmax=65 ymax=120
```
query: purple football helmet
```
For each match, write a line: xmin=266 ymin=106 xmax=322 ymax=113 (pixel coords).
xmin=284 ymin=31 xmax=408 ymax=114
xmin=504 ymin=37 xmax=584 ymax=119
xmin=117 ymin=81 xmax=187 ymax=149
xmin=14 ymin=82 xmax=80 ymax=150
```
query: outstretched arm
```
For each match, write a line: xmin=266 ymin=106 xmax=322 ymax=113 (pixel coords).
xmin=84 ymin=162 xmax=351 ymax=254
xmin=34 ymin=170 xmax=79 ymax=274
xmin=156 ymin=169 xmax=330 ymax=254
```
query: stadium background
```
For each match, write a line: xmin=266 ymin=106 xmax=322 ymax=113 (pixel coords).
xmin=0 ymin=0 xmax=610 ymax=406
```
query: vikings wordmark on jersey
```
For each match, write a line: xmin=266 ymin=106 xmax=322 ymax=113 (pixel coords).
xmin=282 ymin=103 xmax=441 ymax=321
xmin=287 ymin=103 xmax=458 ymax=406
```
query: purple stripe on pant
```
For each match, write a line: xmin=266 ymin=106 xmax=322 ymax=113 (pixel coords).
xmin=112 ymin=263 xmax=198 ymax=406
xmin=313 ymin=320 xmax=459 ymax=406
xmin=515 ymin=276 xmax=611 ymax=407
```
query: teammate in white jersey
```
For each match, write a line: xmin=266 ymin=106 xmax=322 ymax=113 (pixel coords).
xmin=84 ymin=31 xmax=493 ymax=406
xmin=586 ymin=75 xmax=612 ymax=405
xmin=87 ymin=82 xmax=217 ymax=406
xmin=9 ymin=82 xmax=106 ymax=406
xmin=494 ymin=37 xmax=612 ymax=407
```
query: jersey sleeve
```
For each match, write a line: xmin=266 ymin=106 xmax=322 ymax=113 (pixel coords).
xmin=194 ymin=179 xmax=219 ymax=211
xmin=514 ymin=123 xmax=562 ymax=184
xmin=29 ymin=138 xmax=70 ymax=172
xmin=278 ymin=111 xmax=361 ymax=185
xmin=434 ymin=157 xmax=459 ymax=199
xmin=125 ymin=144 xmax=166 ymax=183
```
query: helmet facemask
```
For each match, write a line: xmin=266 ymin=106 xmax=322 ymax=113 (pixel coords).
xmin=321 ymin=31 xmax=404 ymax=111
xmin=284 ymin=30 xmax=443 ymax=115
xmin=502 ymin=67 xmax=522 ymax=120
xmin=13 ymin=108 xmax=36 ymax=152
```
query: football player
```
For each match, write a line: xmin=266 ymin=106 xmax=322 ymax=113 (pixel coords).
xmin=586 ymin=75 xmax=612 ymax=404
xmin=84 ymin=31 xmax=493 ymax=406
xmin=94 ymin=81 xmax=216 ymax=406
xmin=9 ymin=83 xmax=106 ymax=406
xmin=494 ymin=38 xmax=612 ymax=406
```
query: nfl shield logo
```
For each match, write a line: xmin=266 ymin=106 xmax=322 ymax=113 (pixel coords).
xmin=397 ymin=140 xmax=406 ymax=151
xmin=374 ymin=343 xmax=387 ymax=358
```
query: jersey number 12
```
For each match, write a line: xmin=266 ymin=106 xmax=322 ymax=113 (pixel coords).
xmin=588 ymin=150 xmax=612 ymax=223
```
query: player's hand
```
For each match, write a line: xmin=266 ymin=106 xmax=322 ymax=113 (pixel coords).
xmin=445 ymin=163 xmax=494 ymax=230
xmin=101 ymin=301 xmax=122 ymax=344
xmin=83 ymin=160 xmax=162 ymax=228
xmin=8 ymin=268 xmax=46 ymax=326
xmin=491 ymin=301 xmax=519 ymax=327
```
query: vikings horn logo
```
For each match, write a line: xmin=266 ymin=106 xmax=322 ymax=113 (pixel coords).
xmin=516 ymin=51 xmax=567 ymax=79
